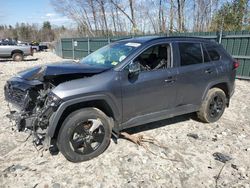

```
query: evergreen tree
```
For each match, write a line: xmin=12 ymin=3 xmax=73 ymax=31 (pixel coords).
xmin=211 ymin=0 xmax=248 ymax=31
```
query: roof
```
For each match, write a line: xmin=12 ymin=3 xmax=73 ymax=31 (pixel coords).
xmin=119 ymin=36 xmax=215 ymax=44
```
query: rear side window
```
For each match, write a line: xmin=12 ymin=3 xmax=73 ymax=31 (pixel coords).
xmin=178 ymin=43 xmax=203 ymax=66
xmin=205 ymin=43 xmax=221 ymax=61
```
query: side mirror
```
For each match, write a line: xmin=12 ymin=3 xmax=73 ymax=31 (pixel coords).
xmin=128 ymin=61 xmax=140 ymax=77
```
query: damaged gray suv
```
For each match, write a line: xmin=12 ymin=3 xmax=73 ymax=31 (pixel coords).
xmin=4 ymin=36 xmax=238 ymax=162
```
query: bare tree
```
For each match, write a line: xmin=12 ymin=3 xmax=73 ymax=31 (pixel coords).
xmin=170 ymin=0 xmax=174 ymax=33
xmin=51 ymin=0 xmax=95 ymax=36
xmin=88 ymin=0 xmax=98 ymax=32
xmin=47 ymin=0 xmax=249 ymax=36
xmin=177 ymin=0 xmax=186 ymax=32
xmin=110 ymin=0 xmax=137 ymax=33
xmin=159 ymin=0 xmax=164 ymax=32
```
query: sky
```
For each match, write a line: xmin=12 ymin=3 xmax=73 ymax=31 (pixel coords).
xmin=0 ymin=0 xmax=71 ymax=27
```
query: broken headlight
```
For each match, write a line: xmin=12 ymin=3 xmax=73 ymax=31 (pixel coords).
xmin=46 ymin=92 xmax=62 ymax=107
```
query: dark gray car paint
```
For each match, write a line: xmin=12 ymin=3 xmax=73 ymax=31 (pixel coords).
xmin=48 ymin=37 xmax=235 ymax=138
xmin=7 ymin=37 xmax=234 ymax=139
xmin=18 ymin=61 xmax=109 ymax=81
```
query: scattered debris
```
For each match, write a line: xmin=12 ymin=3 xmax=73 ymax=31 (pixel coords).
xmin=244 ymin=148 xmax=250 ymax=152
xmin=37 ymin=161 xmax=47 ymax=165
xmin=221 ymin=131 xmax=227 ymax=136
xmin=0 ymin=71 xmax=3 ymax=74
xmin=120 ymin=132 xmax=180 ymax=162
xmin=212 ymin=135 xmax=218 ymax=142
xmin=231 ymin=164 xmax=238 ymax=170
xmin=2 ymin=164 xmax=28 ymax=174
xmin=52 ymin=183 xmax=61 ymax=188
xmin=213 ymin=152 xmax=232 ymax=163
xmin=187 ymin=133 xmax=199 ymax=139
xmin=214 ymin=163 xmax=227 ymax=188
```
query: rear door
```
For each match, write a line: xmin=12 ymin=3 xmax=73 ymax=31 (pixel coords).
xmin=175 ymin=42 xmax=217 ymax=106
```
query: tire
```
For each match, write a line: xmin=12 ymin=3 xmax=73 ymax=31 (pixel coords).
xmin=12 ymin=53 xmax=23 ymax=61
xmin=57 ymin=108 xmax=112 ymax=162
xmin=197 ymin=88 xmax=227 ymax=123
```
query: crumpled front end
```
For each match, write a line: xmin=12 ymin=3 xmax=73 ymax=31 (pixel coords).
xmin=4 ymin=61 xmax=107 ymax=148
xmin=4 ymin=77 xmax=40 ymax=111
xmin=4 ymin=76 xmax=60 ymax=147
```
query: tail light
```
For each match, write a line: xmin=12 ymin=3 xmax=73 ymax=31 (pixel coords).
xmin=233 ymin=59 xmax=240 ymax=69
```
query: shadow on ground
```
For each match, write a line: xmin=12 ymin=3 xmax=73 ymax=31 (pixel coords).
xmin=0 ymin=58 xmax=39 ymax=62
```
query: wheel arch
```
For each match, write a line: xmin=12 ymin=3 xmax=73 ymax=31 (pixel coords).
xmin=47 ymin=96 xmax=120 ymax=140
xmin=202 ymin=82 xmax=230 ymax=106
xmin=11 ymin=49 xmax=24 ymax=56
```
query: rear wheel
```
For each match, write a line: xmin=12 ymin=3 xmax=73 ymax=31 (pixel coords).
xmin=12 ymin=53 xmax=23 ymax=61
xmin=57 ymin=108 xmax=112 ymax=162
xmin=197 ymin=88 xmax=227 ymax=123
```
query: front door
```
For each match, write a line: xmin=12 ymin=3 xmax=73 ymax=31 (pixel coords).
xmin=120 ymin=43 xmax=178 ymax=123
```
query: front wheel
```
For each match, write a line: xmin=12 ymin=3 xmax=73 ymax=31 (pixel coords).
xmin=12 ymin=53 xmax=23 ymax=61
xmin=57 ymin=108 xmax=112 ymax=162
xmin=197 ymin=88 xmax=227 ymax=123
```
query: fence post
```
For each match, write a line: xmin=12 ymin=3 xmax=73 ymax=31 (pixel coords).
xmin=218 ymin=31 xmax=223 ymax=44
xmin=72 ymin=39 xmax=75 ymax=59
xmin=87 ymin=38 xmax=90 ymax=55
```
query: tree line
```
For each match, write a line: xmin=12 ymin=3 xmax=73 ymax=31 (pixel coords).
xmin=51 ymin=0 xmax=250 ymax=37
xmin=0 ymin=0 xmax=249 ymax=42
xmin=0 ymin=21 xmax=64 ymax=42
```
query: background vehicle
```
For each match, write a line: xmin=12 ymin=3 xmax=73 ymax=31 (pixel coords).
xmin=4 ymin=36 xmax=238 ymax=162
xmin=30 ymin=41 xmax=39 ymax=52
xmin=0 ymin=43 xmax=33 ymax=61
xmin=17 ymin=42 xmax=29 ymax=46
xmin=30 ymin=41 xmax=49 ymax=52
xmin=0 ymin=39 xmax=18 ymax=45
xmin=39 ymin=42 xmax=49 ymax=51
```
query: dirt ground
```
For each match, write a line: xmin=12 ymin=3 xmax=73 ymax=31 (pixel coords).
xmin=0 ymin=52 xmax=249 ymax=188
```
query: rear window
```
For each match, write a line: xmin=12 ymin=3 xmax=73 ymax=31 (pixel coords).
xmin=178 ymin=43 xmax=203 ymax=66
xmin=205 ymin=43 xmax=221 ymax=61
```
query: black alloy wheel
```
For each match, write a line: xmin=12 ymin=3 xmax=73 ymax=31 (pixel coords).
xmin=57 ymin=108 xmax=112 ymax=162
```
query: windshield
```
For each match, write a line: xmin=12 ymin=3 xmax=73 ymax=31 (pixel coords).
xmin=79 ymin=42 xmax=141 ymax=68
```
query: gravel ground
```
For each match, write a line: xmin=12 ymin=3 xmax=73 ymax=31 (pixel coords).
xmin=0 ymin=52 xmax=250 ymax=188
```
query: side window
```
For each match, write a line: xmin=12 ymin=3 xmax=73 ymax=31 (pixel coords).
xmin=134 ymin=44 xmax=171 ymax=71
xmin=205 ymin=43 xmax=221 ymax=61
xmin=178 ymin=43 xmax=203 ymax=66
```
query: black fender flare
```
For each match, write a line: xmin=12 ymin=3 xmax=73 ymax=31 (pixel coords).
xmin=47 ymin=94 xmax=121 ymax=138
xmin=201 ymin=79 xmax=230 ymax=101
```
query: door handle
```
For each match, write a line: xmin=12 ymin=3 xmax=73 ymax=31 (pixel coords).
xmin=165 ymin=76 xmax=176 ymax=83
xmin=205 ymin=69 xmax=213 ymax=74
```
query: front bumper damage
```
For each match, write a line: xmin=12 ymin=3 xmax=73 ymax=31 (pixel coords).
xmin=4 ymin=78 xmax=61 ymax=149
xmin=6 ymin=104 xmax=54 ymax=148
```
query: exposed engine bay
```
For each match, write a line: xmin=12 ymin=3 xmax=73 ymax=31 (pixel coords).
xmin=4 ymin=62 xmax=107 ymax=147
xmin=5 ymin=80 xmax=57 ymax=146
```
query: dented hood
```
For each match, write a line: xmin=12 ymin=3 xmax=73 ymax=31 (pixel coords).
xmin=17 ymin=61 xmax=109 ymax=81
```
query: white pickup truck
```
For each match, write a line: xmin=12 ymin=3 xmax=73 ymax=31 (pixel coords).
xmin=0 ymin=44 xmax=33 ymax=61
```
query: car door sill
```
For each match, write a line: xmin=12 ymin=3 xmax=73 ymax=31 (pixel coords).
xmin=120 ymin=104 xmax=199 ymax=130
